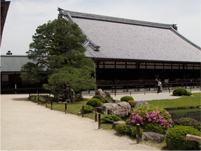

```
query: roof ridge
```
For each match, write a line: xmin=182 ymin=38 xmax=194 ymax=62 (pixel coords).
xmin=58 ymin=8 xmax=100 ymax=51
xmin=58 ymin=8 xmax=174 ymax=29
xmin=170 ymin=26 xmax=201 ymax=50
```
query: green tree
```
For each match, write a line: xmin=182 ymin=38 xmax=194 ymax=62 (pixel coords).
xmin=21 ymin=19 xmax=96 ymax=101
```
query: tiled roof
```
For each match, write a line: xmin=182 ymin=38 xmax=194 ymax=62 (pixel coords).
xmin=58 ymin=8 xmax=201 ymax=63
xmin=0 ymin=55 xmax=33 ymax=72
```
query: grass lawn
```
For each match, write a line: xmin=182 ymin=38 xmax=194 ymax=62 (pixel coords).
xmin=145 ymin=93 xmax=201 ymax=109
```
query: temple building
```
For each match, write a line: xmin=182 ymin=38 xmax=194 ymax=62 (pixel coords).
xmin=1 ymin=8 xmax=200 ymax=94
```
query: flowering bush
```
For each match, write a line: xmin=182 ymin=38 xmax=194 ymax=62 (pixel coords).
xmin=128 ymin=105 xmax=173 ymax=134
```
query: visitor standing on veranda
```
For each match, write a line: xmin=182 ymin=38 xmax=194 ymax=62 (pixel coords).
xmin=157 ymin=80 xmax=162 ymax=93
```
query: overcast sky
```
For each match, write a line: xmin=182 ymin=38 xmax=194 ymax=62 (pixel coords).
xmin=1 ymin=0 xmax=201 ymax=55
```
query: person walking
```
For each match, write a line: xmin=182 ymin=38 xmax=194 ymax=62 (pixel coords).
xmin=157 ymin=80 xmax=162 ymax=93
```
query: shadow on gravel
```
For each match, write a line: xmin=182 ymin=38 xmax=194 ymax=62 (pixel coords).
xmin=12 ymin=97 xmax=30 ymax=101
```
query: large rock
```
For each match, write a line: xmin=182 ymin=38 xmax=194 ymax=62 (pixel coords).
xmin=105 ymin=91 xmax=111 ymax=98
xmin=103 ymin=102 xmax=131 ymax=117
xmin=134 ymin=101 xmax=149 ymax=109
xmin=106 ymin=99 xmax=115 ymax=103
xmin=142 ymin=132 xmax=165 ymax=143
xmin=95 ymin=89 xmax=107 ymax=99
xmin=95 ymin=106 xmax=105 ymax=114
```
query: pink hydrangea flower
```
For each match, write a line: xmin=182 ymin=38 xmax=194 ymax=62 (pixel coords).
xmin=138 ymin=110 xmax=141 ymax=113
xmin=131 ymin=112 xmax=135 ymax=116
xmin=146 ymin=107 xmax=150 ymax=110
xmin=156 ymin=110 xmax=160 ymax=113
xmin=148 ymin=118 xmax=152 ymax=122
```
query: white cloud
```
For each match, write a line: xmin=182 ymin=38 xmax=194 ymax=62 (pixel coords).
xmin=1 ymin=0 xmax=200 ymax=55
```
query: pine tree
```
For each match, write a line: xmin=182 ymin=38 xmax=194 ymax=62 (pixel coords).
xmin=21 ymin=19 xmax=96 ymax=101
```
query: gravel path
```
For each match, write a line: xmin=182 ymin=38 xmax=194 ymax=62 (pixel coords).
xmin=1 ymin=94 xmax=160 ymax=150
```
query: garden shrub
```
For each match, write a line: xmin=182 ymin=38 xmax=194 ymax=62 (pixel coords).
xmin=186 ymin=91 xmax=192 ymax=96
xmin=120 ymin=96 xmax=134 ymax=102
xmin=173 ymin=87 xmax=191 ymax=96
xmin=29 ymin=95 xmax=47 ymax=102
xmin=173 ymin=117 xmax=201 ymax=131
xmin=81 ymin=105 xmax=94 ymax=113
xmin=101 ymin=115 xmax=122 ymax=123
xmin=128 ymin=100 xmax=137 ymax=107
xmin=51 ymin=97 xmax=59 ymax=102
xmin=29 ymin=96 xmax=36 ymax=101
xmin=165 ymin=125 xmax=201 ymax=150
xmin=128 ymin=105 xmax=173 ymax=134
xmin=130 ymin=127 xmax=143 ymax=138
xmin=116 ymin=124 xmax=130 ymax=134
xmin=144 ymin=122 xmax=166 ymax=134
xmin=86 ymin=98 xmax=103 ymax=107
xmin=92 ymin=95 xmax=100 ymax=99
xmin=101 ymin=97 xmax=113 ymax=103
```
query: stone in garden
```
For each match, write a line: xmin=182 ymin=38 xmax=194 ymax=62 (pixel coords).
xmin=105 ymin=91 xmax=111 ymax=98
xmin=142 ymin=132 xmax=165 ymax=143
xmin=103 ymin=102 xmax=131 ymax=117
xmin=95 ymin=89 xmax=107 ymax=99
xmin=106 ymin=99 xmax=115 ymax=103
xmin=112 ymin=121 xmax=126 ymax=129
xmin=95 ymin=106 xmax=105 ymax=114
xmin=134 ymin=101 xmax=149 ymax=109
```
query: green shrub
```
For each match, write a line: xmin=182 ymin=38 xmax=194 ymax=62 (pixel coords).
xmin=128 ymin=100 xmax=137 ymax=107
xmin=144 ymin=122 xmax=166 ymax=134
xmin=165 ymin=125 xmax=201 ymax=150
xmin=186 ymin=91 xmax=192 ymax=96
xmin=128 ymin=105 xmax=173 ymax=134
xmin=51 ymin=97 xmax=59 ymax=102
xmin=173 ymin=117 xmax=201 ymax=131
xmin=116 ymin=124 xmax=130 ymax=134
xmin=101 ymin=97 xmax=113 ymax=103
xmin=92 ymin=95 xmax=100 ymax=99
xmin=101 ymin=115 xmax=122 ymax=123
xmin=120 ymin=96 xmax=134 ymax=102
xmin=130 ymin=127 xmax=143 ymax=138
xmin=173 ymin=87 xmax=192 ymax=96
xmin=29 ymin=96 xmax=36 ymax=101
xmin=86 ymin=98 xmax=103 ymax=107
xmin=81 ymin=105 xmax=94 ymax=113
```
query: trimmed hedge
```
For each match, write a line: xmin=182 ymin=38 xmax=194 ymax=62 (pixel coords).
xmin=165 ymin=125 xmax=201 ymax=150
xmin=81 ymin=105 xmax=94 ymax=113
xmin=173 ymin=87 xmax=192 ymax=96
xmin=116 ymin=124 xmax=130 ymax=134
xmin=101 ymin=115 xmax=122 ymax=123
xmin=173 ymin=117 xmax=201 ymax=131
xmin=86 ymin=98 xmax=103 ymax=107
xmin=120 ymin=96 xmax=134 ymax=102
xmin=128 ymin=100 xmax=137 ymax=107
xmin=101 ymin=97 xmax=113 ymax=103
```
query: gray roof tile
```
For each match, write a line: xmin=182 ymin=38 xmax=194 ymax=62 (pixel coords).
xmin=59 ymin=8 xmax=201 ymax=63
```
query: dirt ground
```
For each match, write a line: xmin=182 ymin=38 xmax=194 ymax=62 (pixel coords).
xmin=1 ymin=94 xmax=160 ymax=150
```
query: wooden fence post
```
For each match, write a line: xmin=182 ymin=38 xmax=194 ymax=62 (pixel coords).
xmin=65 ymin=103 xmax=67 ymax=114
xmin=95 ymin=110 xmax=97 ymax=122
xmin=98 ymin=114 xmax=101 ymax=129
xmin=82 ymin=106 xmax=84 ymax=117
xmin=136 ymin=123 xmax=140 ymax=144
xmin=37 ymin=96 xmax=39 ymax=105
